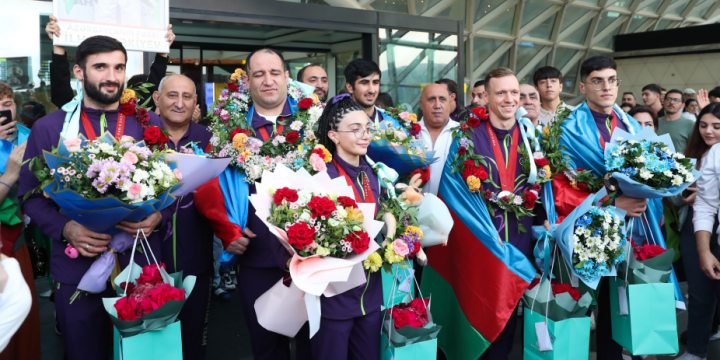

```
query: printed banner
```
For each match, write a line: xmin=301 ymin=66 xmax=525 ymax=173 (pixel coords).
xmin=52 ymin=0 xmax=169 ymax=52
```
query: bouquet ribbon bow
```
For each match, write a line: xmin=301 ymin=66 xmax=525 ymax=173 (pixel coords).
xmin=365 ymin=155 xmax=399 ymax=199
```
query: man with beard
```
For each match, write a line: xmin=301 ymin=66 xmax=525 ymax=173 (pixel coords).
xmin=519 ymin=83 xmax=541 ymax=130
xmin=18 ymin=36 xmax=170 ymax=360
xmin=297 ymin=64 xmax=328 ymax=101
xmin=435 ymin=78 xmax=468 ymax=122
xmin=657 ymin=89 xmax=694 ymax=152
xmin=151 ymin=74 xmax=214 ymax=360
xmin=470 ymin=80 xmax=487 ymax=107
xmin=344 ymin=59 xmax=401 ymax=128
xmin=194 ymin=48 xmax=310 ymax=360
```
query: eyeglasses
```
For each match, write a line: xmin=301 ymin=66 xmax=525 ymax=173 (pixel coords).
xmin=665 ymin=98 xmax=682 ymax=104
xmin=335 ymin=127 xmax=377 ymax=139
xmin=584 ymin=78 xmax=622 ymax=91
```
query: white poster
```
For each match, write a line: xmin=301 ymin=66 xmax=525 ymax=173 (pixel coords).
xmin=52 ymin=0 xmax=169 ymax=53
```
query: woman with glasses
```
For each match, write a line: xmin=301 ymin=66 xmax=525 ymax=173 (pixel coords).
xmin=311 ymin=93 xmax=382 ymax=360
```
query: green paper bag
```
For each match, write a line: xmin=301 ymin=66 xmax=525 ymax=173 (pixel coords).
xmin=381 ymin=333 xmax=437 ymax=360
xmin=609 ymin=277 xmax=678 ymax=355
xmin=382 ymin=260 xmax=415 ymax=307
xmin=113 ymin=321 xmax=183 ymax=360
xmin=523 ymin=308 xmax=591 ymax=360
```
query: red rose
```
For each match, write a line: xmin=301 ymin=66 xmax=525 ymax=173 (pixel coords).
xmin=137 ymin=297 xmax=159 ymax=315
xmin=412 ymin=244 xmax=421 ymax=254
xmin=531 ymin=183 xmax=542 ymax=192
xmin=227 ymin=82 xmax=239 ymax=92
xmin=483 ymin=190 xmax=493 ymax=200
xmin=120 ymin=281 xmax=136 ymax=295
xmin=501 ymin=196 xmax=510 ymax=202
xmin=205 ymin=143 xmax=213 ymax=153
xmin=462 ymin=167 xmax=475 ymax=181
xmin=524 ymin=201 xmax=535 ymax=209
xmin=392 ymin=309 xmax=412 ymax=329
xmin=410 ymin=123 xmax=422 ymax=137
xmin=287 ymin=222 xmax=316 ymax=250
xmin=468 ymin=116 xmax=480 ymax=128
xmin=229 ymin=127 xmax=251 ymax=140
xmin=576 ymin=168 xmax=584 ymax=172
xmin=307 ymin=196 xmax=336 ymax=218
xmin=600 ymin=195 xmax=611 ymax=204
xmin=391 ymin=109 xmax=399 ymax=113
xmin=120 ymin=102 xmax=137 ymax=116
xmin=150 ymin=283 xmax=184 ymax=308
xmin=523 ymin=191 xmax=538 ymax=203
xmin=337 ymin=196 xmax=358 ymax=209
xmin=144 ymin=126 xmax=165 ymax=145
xmin=464 ymin=160 xmax=476 ymax=170
xmin=474 ymin=168 xmax=488 ymax=181
xmin=528 ymin=278 xmax=540 ymax=290
xmin=458 ymin=146 xmax=467 ymax=155
xmin=346 ymin=230 xmax=371 ymax=253
xmin=407 ymin=313 xmax=427 ymax=328
xmin=311 ymin=148 xmax=326 ymax=158
xmin=298 ymin=98 xmax=314 ymax=109
xmin=577 ymin=183 xmax=589 ymax=192
xmin=273 ymin=187 xmax=299 ymax=205
xmin=568 ymin=288 xmax=581 ymax=301
xmin=135 ymin=107 xmax=150 ymax=126
xmin=534 ymin=158 xmax=549 ymax=167
xmin=556 ymin=216 xmax=566 ymax=224
xmin=136 ymin=263 xmax=165 ymax=285
xmin=460 ymin=123 xmax=469 ymax=132
xmin=409 ymin=298 xmax=429 ymax=316
xmin=472 ymin=106 xmax=489 ymax=120
xmin=114 ymin=296 xmax=139 ymax=321
xmin=286 ymin=131 xmax=300 ymax=144
xmin=408 ymin=168 xmax=430 ymax=184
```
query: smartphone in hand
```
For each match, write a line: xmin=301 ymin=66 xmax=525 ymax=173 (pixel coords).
xmin=0 ymin=110 xmax=12 ymax=126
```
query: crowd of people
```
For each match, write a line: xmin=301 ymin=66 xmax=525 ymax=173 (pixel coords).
xmin=2 ymin=15 xmax=720 ymax=360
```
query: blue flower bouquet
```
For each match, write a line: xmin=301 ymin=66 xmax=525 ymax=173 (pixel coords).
xmin=367 ymin=120 xmax=437 ymax=177
xmin=603 ymin=127 xmax=701 ymax=198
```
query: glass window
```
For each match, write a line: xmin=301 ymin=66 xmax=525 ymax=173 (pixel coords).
xmin=527 ymin=14 xmax=557 ymax=40
xmin=372 ymin=0 xmax=409 ymax=14
xmin=554 ymin=47 xmax=578 ymax=70
xmin=516 ymin=42 xmax=542 ymax=72
xmin=611 ymin=0 xmax=632 ymax=9
xmin=482 ymin=5 xmax=517 ymax=33
xmin=521 ymin=0 xmax=554 ymax=28
xmin=668 ymin=1 xmax=691 ymax=15
xmin=656 ymin=19 xmax=675 ymax=30
xmin=640 ymin=0 xmax=662 ymax=13
xmin=595 ymin=11 xmax=622 ymax=36
xmin=577 ymin=0 xmax=600 ymax=5
xmin=335 ymin=51 xmax=361 ymax=94
xmin=472 ymin=37 xmax=506 ymax=71
xmin=379 ymin=28 xmax=457 ymax=108
xmin=561 ymin=7 xmax=591 ymax=32
xmin=595 ymin=26 xmax=621 ymax=49
xmin=520 ymin=54 xmax=549 ymax=84
xmin=474 ymin=0 xmax=511 ymax=23
xmin=628 ymin=15 xmax=649 ymax=33
xmin=564 ymin=21 xmax=592 ymax=44
xmin=476 ymin=49 xmax=510 ymax=80
xmin=564 ymin=61 xmax=580 ymax=93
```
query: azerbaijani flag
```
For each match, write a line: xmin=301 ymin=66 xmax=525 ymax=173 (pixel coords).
xmin=420 ymin=138 xmax=535 ymax=359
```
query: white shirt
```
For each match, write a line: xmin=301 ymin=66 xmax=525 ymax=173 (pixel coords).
xmin=693 ymin=144 xmax=720 ymax=239
xmin=256 ymin=112 xmax=278 ymax=124
xmin=418 ymin=117 xmax=459 ymax=195
xmin=0 ymin=257 xmax=32 ymax=353
xmin=682 ymin=112 xmax=697 ymax=121
xmin=538 ymin=101 xmax=568 ymax=126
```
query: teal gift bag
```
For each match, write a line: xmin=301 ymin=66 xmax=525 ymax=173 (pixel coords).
xmin=609 ymin=277 xmax=678 ymax=355
xmin=381 ymin=332 xmax=437 ymax=360
xmin=523 ymin=308 xmax=591 ymax=360
xmin=382 ymin=260 xmax=415 ymax=308
xmin=113 ymin=321 xmax=183 ymax=360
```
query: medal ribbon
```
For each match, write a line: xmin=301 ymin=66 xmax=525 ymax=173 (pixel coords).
xmin=80 ymin=109 xmax=125 ymax=141
xmin=333 ymin=159 xmax=376 ymax=217
xmin=598 ymin=112 xmax=617 ymax=151
xmin=257 ymin=124 xmax=284 ymax=141
xmin=485 ymin=121 xmax=519 ymax=192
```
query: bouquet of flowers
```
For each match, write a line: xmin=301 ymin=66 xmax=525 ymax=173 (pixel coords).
xmin=250 ymin=164 xmax=383 ymax=338
xmin=205 ymin=68 xmax=325 ymax=184
xmin=372 ymin=196 xmax=424 ymax=273
xmin=523 ymin=277 xmax=592 ymax=322
xmin=533 ymin=188 xmax=628 ymax=288
xmin=25 ymin=133 xmax=229 ymax=301
xmin=382 ymin=297 xmax=441 ymax=349
xmin=114 ymin=264 xmax=185 ymax=321
xmin=118 ymin=87 xmax=171 ymax=151
xmin=603 ymin=127 xmax=700 ymax=198
xmin=366 ymin=106 xmax=436 ymax=177
xmin=618 ymin=240 xmax=675 ymax=285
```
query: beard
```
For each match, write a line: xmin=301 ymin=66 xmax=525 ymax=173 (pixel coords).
xmin=84 ymin=77 xmax=124 ymax=105
xmin=353 ymin=92 xmax=375 ymax=109
xmin=315 ymin=89 xmax=328 ymax=102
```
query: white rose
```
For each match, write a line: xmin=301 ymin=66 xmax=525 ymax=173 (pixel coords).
xmin=132 ymin=169 xmax=149 ymax=183
xmin=299 ymin=212 xmax=312 ymax=222
xmin=247 ymin=165 xmax=263 ymax=180
xmin=328 ymin=218 xmax=340 ymax=227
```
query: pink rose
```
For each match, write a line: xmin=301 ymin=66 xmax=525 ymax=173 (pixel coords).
xmin=310 ymin=153 xmax=326 ymax=172
xmin=398 ymin=111 xmax=410 ymax=121
xmin=173 ymin=168 xmax=182 ymax=180
xmin=127 ymin=183 xmax=143 ymax=200
xmin=63 ymin=138 xmax=83 ymax=153
xmin=393 ymin=239 xmax=409 ymax=256
xmin=121 ymin=152 xmax=139 ymax=164
xmin=120 ymin=135 xmax=135 ymax=143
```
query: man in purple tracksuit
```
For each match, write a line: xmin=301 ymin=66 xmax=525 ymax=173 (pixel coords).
xmin=18 ymin=36 xmax=171 ymax=360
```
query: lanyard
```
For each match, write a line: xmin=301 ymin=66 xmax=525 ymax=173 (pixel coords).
xmin=598 ymin=112 xmax=617 ymax=151
xmin=80 ymin=109 xmax=125 ymax=141
xmin=333 ymin=158 xmax=377 ymax=217
xmin=485 ymin=121 xmax=519 ymax=192
xmin=257 ymin=124 xmax=284 ymax=141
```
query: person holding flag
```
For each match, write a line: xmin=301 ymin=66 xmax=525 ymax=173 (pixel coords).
xmin=549 ymin=55 xmax=681 ymax=360
xmin=421 ymin=67 xmax=545 ymax=359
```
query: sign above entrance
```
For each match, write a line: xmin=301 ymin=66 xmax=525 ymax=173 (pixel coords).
xmin=52 ymin=0 xmax=169 ymax=52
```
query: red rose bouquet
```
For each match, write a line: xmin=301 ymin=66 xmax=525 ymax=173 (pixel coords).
xmin=523 ymin=276 xmax=591 ymax=322
xmin=382 ymin=297 xmax=441 ymax=348
xmin=632 ymin=240 xmax=667 ymax=261
xmin=617 ymin=240 xmax=675 ymax=285
xmin=114 ymin=264 xmax=185 ymax=321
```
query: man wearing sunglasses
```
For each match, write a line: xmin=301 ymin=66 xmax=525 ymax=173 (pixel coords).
xmin=551 ymin=55 xmax=683 ymax=360
xmin=657 ymin=89 xmax=694 ymax=152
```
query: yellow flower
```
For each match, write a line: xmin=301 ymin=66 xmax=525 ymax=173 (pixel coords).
xmin=466 ymin=175 xmax=481 ymax=193
xmin=241 ymin=150 xmax=252 ymax=158
xmin=230 ymin=68 xmax=246 ymax=81
xmin=405 ymin=226 xmax=423 ymax=240
xmin=363 ymin=252 xmax=383 ymax=272
xmin=120 ymin=89 xmax=135 ymax=104
xmin=298 ymin=145 xmax=304 ymax=152
xmin=233 ymin=133 xmax=248 ymax=151
xmin=315 ymin=144 xmax=332 ymax=163
xmin=408 ymin=113 xmax=418 ymax=123
xmin=384 ymin=246 xmax=405 ymax=264
xmin=348 ymin=208 xmax=364 ymax=222
xmin=311 ymin=94 xmax=320 ymax=105
xmin=234 ymin=68 xmax=246 ymax=76
xmin=542 ymin=126 xmax=550 ymax=136
xmin=542 ymin=165 xmax=552 ymax=179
